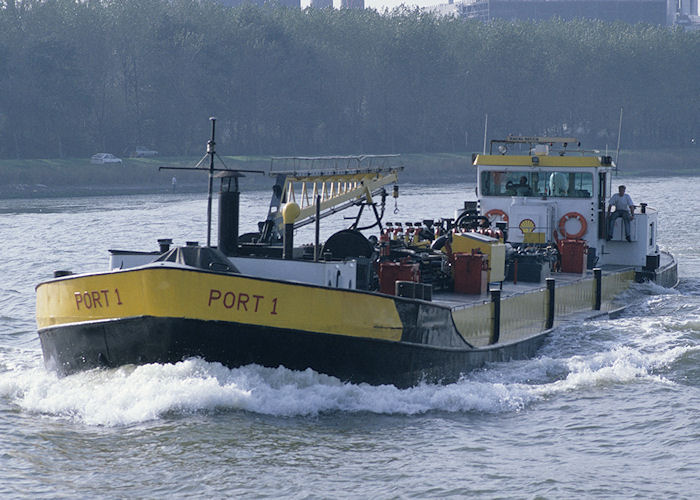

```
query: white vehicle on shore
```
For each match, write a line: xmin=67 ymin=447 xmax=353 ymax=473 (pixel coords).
xmin=132 ymin=146 xmax=158 ymax=157
xmin=91 ymin=153 xmax=122 ymax=164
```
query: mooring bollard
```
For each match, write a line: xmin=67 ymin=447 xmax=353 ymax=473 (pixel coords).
xmin=314 ymin=195 xmax=321 ymax=262
xmin=489 ymin=288 xmax=501 ymax=344
xmin=546 ymin=278 xmax=555 ymax=329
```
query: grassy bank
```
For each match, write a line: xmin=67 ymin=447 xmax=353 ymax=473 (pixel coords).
xmin=615 ymin=149 xmax=699 ymax=177
xmin=0 ymin=156 xmax=270 ymax=198
xmin=0 ymin=149 xmax=696 ymax=198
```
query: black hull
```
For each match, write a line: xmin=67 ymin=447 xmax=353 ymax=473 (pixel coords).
xmin=39 ymin=316 xmax=550 ymax=388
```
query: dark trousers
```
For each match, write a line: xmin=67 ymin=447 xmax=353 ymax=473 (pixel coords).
xmin=608 ymin=210 xmax=631 ymax=239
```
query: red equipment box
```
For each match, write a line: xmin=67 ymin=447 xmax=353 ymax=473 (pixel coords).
xmin=379 ymin=261 xmax=420 ymax=295
xmin=453 ymin=252 xmax=488 ymax=295
xmin=559 ymin=239 xmax=587 ymax=274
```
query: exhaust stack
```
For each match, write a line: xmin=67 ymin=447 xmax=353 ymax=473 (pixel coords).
xmin=217 ymin=171 xmax=242 ymax=256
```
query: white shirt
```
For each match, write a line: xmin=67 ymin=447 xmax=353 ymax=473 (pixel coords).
xmin=609 ymin=192 xmax=634 ymax=213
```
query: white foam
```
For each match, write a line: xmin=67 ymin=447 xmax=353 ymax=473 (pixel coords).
xmin=2 ymin=302 xmax=695 ymax=427
xmin=1 ymin=329 xmax=694 ymax=427
xmin=0 ymin=359 xmax=533 ymax=425
xmin=633 ymin=280 xmax=681 ymax=296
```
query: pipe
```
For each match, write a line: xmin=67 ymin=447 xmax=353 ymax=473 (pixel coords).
xmin=284 ymin=223 xmax=294 ymax=260
xmin=282 ymin=202 xmax=300 ymax=260
xmin=158 ymin=238 xmax=173 ymax=253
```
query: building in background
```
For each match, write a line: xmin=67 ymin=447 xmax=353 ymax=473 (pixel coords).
xmin=427 ymin=0 xmax=700 ymax=28
xmin=672 ymin=0 xmax=700 ymax=28
xmin=219 ymin=0 xmax=301 ymax=8
xmin=219 ymin=0 xmax=363 ymax=8
xmin=216 ymin=0 xmax=699 ymax=25
xmin=341 ymin=0 xmax=365 ymax=8
xmin=458 ymin=0 xmax=665 ymax=25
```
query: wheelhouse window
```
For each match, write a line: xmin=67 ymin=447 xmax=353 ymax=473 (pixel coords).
xmin=480 ymin=171 xmax=593 ymax=198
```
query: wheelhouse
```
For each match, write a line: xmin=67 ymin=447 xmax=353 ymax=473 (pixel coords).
xmin=474 ymin=136 xmax=658 ymax=270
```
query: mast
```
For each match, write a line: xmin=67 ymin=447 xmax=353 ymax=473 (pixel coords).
xmin=206 ymin=116 xmax=216 ymax=247
xmin=159 ymin=117 xmax=264 ymax=250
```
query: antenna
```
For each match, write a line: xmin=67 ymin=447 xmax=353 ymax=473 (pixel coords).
xmin=482 ymin=114 xmax=488 ymax=154
xmin=615 ymin=107 xmax=623 ymax=171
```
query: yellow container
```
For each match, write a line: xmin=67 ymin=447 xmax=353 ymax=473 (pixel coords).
xmin=523 ymin=232 xmax=545 ymax=244
xmin=451 ymin=232 xmax=506 ymax=282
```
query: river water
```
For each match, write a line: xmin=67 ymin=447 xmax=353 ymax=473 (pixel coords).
xmin=0 ymin=177 xmax=698 ymax=498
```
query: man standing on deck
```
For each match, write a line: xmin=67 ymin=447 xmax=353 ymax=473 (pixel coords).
xmin=607 ymin=185 xmax=635 ymax=241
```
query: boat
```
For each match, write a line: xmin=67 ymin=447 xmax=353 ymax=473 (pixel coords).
xmin=36 ymin=125 xmax=678 ymax=387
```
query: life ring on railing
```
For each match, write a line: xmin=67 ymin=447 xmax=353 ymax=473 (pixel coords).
xmin=484 ymin=209 xmax=509 ymax=223
xmin=558 ymin=212 xmax=587 ymax=239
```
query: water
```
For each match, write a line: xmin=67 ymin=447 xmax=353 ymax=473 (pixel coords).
xmin=1 ymin=178 xmax=699 ymax=498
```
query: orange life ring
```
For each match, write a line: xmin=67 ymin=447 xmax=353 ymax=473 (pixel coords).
xmin=558 ymin=212 xmax=587 ymax=239
xmin=484 ymin=209 xmax=509 ymax=223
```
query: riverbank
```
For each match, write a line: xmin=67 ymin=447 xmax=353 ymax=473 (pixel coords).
xmin=0 ymin=149 xmax=696 ymax=198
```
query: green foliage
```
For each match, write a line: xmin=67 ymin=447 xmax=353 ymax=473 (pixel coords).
xmin=0 ymin=0 xmax=698 ymax=160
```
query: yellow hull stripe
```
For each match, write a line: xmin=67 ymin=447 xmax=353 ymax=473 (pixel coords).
xmin=602 ymin=270 xmax=636 ymax=302
xmin=451 ymin=270 xmax=634 ymax=347
xmin=451 ymin=302 xmax=492 ymax=347
xmin=36 ymin=267 xmax=404 ymax=341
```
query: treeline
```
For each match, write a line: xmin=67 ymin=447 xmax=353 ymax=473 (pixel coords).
xmin=0 ymin=0 xmax=698 ymax=159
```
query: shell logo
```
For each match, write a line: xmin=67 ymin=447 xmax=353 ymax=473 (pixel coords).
xmin=519 ymin=218 xmax=536 ymax=233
